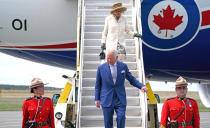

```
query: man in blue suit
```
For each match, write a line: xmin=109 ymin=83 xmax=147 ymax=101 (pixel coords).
xmin=95 ymin=49 xmax=148 ymax=128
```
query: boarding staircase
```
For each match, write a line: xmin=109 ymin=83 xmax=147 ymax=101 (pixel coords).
xmin=76 ymin=0 xmax=147 ymax=127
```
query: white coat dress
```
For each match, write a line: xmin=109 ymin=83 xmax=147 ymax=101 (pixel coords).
xmin=102 ymin=15 xmax=134 ymax=52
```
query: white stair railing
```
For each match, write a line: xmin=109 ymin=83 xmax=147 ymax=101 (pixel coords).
xmin=133 ymin=0 xmax=148 ymax=127
xmin=76 ymin=0 xmax=85 ymax=127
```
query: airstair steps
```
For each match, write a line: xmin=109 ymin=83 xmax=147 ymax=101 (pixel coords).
xmin=85 ymin=4 xmax=131 ymax=9
xmin=86 ymin=9 xmax=132 ymax=15
xmin=81 ymin=96 xmax=140 ymax=106
xmin=84 ymin=46 xmax=136 ymax=54
xmin=85 ymin=0 xmax=132 ymax=4
xmin=80 ymin=116 xmax=142 ymax=127
xmin=82 ymin=78 xmax=139 ymax=88
xmin=85 ymin=25 xmax=133 ymax=32
xmin=84 ymin=39 xmax=135 ymax=46
xmin=84 ymin=32 xmax=132 ymax=39
xmin=85 ymin=21 xmax=132 ymax=25
xmin=83 ymin=61 xmax=137 ymax=70
xmin=86 ymin=15 xmax=132 ymax=22
xmin=81 ymin=106 xmax=141 ymax=116
xmin=78 ymin=0 xmax=144 ymax=127
xmin=83 ymin=54 xmax=136 ymax=62
xmin=85 ymin=2 xmax=131 ymax=6
xmin=82 ymin=87 xmax=140 ymax=97
xmin=82 ymin=70 xmax=139 ymax=78
xmin=81 ymin=127 xmax=143 ymax=128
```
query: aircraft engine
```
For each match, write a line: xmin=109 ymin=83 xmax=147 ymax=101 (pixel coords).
xmin=198 ymin=84 xmax=210 ymax=108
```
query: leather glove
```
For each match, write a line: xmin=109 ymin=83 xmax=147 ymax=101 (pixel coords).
xmin=101 ymin=43 xmax=106 ymax=50
xmin=99 ymin=50 xmax=105 ymax=60
xmin=134 ymin=33 xmax=142 ymax=39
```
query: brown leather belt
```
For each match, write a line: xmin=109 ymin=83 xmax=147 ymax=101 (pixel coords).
xmin=37 ymin=121 xmax=50 ymax=127
xmin=178 ymin=121 xmax=193 ymax=127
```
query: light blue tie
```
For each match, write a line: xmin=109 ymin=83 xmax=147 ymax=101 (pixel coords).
xmin=110 ymin=65 xmax=117 ymax=84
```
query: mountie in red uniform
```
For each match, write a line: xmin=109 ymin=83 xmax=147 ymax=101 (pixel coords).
xmin=160 ymin=96 xmax=200 ymax=128
xmin=22 ymin=96 xmax=55 ymax=128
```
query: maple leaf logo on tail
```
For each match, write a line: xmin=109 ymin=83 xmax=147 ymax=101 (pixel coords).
xmin=153 ymin=5 xmax=183 ymax=38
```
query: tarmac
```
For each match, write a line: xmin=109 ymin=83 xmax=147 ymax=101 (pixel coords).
xmin=0 ymin=111 xmax=209 ymax=128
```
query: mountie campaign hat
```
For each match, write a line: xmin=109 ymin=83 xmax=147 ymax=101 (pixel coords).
xmin=110 ymin=2 xmax=127 ymax=14
xmin=30 ymin=78 xmax=48 ymax=93
xmin=175 ymin=76 xmax=188 ymax=87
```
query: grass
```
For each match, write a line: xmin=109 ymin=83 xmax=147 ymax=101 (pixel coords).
xmin=0 ymin=90 xmax=209 ymax=112
xmin=0 ymin=97 xmax=24 ymax=111
xmin=0 ymin=90 xmax=61 ymax=111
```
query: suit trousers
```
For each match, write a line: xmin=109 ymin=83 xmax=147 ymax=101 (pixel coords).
xmin=102 ymin=95 xmax=126 ymax=128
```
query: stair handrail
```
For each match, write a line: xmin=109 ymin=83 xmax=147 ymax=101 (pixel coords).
xmin=76 ymin=0 xmax=85 ymax=127
xmin=132 ymin=0 xmax=148 ymax=127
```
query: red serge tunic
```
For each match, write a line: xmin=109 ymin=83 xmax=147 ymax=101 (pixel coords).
xmin=160 ymin=96 xmax=200 ymax=128
xmin=22 ymin=97 xmax=55 ymax=128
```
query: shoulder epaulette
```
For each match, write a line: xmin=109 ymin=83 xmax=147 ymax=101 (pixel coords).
xmin=167 ymin=97 xmax=175 ymax=100
xmin=187 ymin=97 xmax=195 ymax=101
xmin=25 ymin=97 xmax=33 ymax=101
xmin=43 ymin=97 xmax=51 ymax=100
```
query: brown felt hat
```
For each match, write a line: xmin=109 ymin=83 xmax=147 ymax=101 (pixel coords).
xmin=110 ymin=2 xmax=127 ymax=14
xmin=175 ymin=76 xmax=188 ymax=87
xmin=30 ymin=78 xmax=48 ymax=93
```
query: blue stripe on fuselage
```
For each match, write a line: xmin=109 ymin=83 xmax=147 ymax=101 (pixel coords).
xmin=0 ymin=49 xmax=77 ymax=70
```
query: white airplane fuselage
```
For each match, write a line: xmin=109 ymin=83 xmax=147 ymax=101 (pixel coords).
xmin=0 ymin=0 xmax=78 ymax=69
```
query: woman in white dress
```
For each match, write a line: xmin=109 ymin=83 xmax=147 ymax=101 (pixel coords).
xmin=101 ymin=2 xmax=141 ymax=61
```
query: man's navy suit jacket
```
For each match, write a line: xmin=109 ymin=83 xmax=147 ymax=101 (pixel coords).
xmin=95 ymin=61 xmax=144 ymax=107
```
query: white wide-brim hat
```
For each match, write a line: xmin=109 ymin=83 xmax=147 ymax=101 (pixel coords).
xmin=110 ymin=2 xmax=127 ymax=14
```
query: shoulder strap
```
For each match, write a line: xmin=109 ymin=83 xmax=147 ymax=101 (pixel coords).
xmin=187 ymin=97 xmax=195 ymax=101
xmin=25 ymin=97 xmax=33 ymax=101
xmin=167 ymin=97 xmax=175 ymax=100
xmin=173 ymin=99 xmax=189 ymax=120
xmin=32 ymin=98 xmax=46 ymax=120
xmin=43 ymin=97 xmax=51 ymax=100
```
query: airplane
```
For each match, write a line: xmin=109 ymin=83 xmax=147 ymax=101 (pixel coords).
xmin=141 ymin=0 xmax=210 ymax=108
xmin=0 ymin=0 xmax=210 ymax=127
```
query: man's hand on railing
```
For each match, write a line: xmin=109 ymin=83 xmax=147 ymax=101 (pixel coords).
xmin=134 ymin=33 xmax=142 ymax=39
xmin=95 ymin=101 xmax=100 ymax=108
xmin=141 ymin=86 xmax=148 ymax=92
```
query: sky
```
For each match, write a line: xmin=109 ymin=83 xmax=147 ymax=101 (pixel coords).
xmin=0 ymin=53 xmax=198 ymax=91
xmin=0 ymin=53 xmax=74 ymax=89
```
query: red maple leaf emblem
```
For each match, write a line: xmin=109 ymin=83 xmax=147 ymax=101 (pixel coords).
xmin=153 ymin=5 xmax=183 ymax=37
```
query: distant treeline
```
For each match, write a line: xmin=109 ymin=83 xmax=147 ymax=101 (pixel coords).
xmin=0 ymin=84 xmax=60 ymax=90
